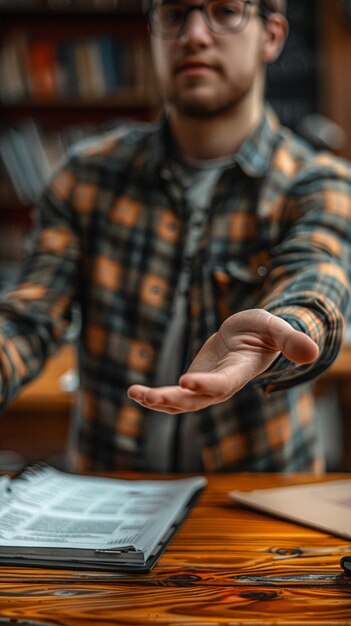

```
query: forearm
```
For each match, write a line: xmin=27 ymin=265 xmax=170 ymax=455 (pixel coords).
xmin=0 ymin=227 xmax=79 ymax=410
xmin=256 ymin=265 xmax=349 ymax=390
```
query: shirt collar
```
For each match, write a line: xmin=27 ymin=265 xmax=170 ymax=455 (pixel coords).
xmin=140 ymin=104 xmax=281 ymax=179
xmin=234 ymin=104 xmax=281 ymax=177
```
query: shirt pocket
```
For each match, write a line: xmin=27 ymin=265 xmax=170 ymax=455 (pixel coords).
xmin=212 ymin=256 xmax=269 ymax=320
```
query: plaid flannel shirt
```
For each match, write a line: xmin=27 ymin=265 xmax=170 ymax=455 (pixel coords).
xmin=1 ymin=106 xmax=350 ymax=473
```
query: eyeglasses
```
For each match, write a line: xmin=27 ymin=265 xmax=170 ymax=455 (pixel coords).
xmin=147 ymin=0 xmax=272 ymax=39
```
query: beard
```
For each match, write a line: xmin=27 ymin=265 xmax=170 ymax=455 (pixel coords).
xmin=164 ymin=75 xmax=254 ymax=119
xmin=171 ymin=92 xmax=243 ymax=118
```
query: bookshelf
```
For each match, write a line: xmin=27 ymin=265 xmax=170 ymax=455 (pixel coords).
xmin=0 ymin=0 xmax=160 ymax=288
xmin=0 ymin=0 xmax=322 ymax=290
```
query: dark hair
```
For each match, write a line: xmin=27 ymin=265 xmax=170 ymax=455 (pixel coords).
xmin=260 ymin=0 xmax=287 ymax=15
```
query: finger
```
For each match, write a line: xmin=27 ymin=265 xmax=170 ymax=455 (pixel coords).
xmin=128 ymin=384 xmax=224 ymax=413
xmin=219 ymin=309 xmax=319 ymax=365
xmin=129 ymin=384 xmax=195 ymax=405
xmin=282 ymin=328 xmax=319 ymax=363
xmin=230 ymin=310 xmax=318 ymax=364
xmin=135 ymin=393 xmax=224 ymax=413
xmin=128 ymin=384 xmax=153 ymax=400
xmin=263 ymin=315 xmax=318 ymax=363
xmin=179 ymin=370 xmax=241 ymax=396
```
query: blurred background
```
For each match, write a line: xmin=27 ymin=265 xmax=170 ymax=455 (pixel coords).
xmin=0 ymin=0 xmax=350 ymax=472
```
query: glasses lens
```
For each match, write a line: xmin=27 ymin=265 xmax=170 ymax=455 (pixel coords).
xmin=208 ymin=0 xmax=247 ymax=31
xmin=149 ymin=0 xmax=249 ymax=37
xmin=151 ymin=3 xmax=188 ymax=36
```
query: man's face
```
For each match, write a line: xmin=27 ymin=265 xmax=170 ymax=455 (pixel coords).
xmin=150 ymin=0 xmax=268 ymax=118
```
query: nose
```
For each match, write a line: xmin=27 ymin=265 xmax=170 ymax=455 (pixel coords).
xmin=179 ymin=7 xmax=213 ymax=46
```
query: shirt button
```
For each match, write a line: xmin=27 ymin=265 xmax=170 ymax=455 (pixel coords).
xmin=139 ymin=349 xmax=148 ymax=360
xmin=257 ymin=265 xmax=268 ymax=277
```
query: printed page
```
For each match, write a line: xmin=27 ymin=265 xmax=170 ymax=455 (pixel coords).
xmin=0 ymin=466 xmax=206 ymax=561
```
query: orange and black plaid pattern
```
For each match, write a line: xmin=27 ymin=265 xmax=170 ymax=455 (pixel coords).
xmin=0 ymin=107 xmax=350 ymax=473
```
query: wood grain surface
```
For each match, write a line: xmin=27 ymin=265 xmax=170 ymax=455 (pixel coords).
xmin=0 ymin=473 xmax=350 ymax=625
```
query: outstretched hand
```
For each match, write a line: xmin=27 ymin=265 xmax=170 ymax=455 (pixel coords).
xmin=127 ymin=309 xmax=319 ymax=414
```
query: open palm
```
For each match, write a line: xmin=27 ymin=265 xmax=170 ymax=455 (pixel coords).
xmin=128 ymin=309 xmax=319 ymax=414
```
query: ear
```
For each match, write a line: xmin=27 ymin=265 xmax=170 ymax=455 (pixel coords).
xmin=261 ymin=13 xmax=289 ymax=64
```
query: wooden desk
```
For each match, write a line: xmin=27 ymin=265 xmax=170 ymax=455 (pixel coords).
xmin=0 ymin=345 xmax=75 ymax=463
xmin=0 ymin=473 xmax=350 ymax=625
xmin=9 ymin=344 xmax=75 ymax=414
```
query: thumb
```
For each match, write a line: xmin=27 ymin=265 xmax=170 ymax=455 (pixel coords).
xmin=264 ymin=313 xmax=319 ymax=364
xmin=282 ymin=328 xmax=319 ymax=364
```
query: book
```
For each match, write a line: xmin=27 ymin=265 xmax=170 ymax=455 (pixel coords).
xmin=0 ymin=125 xmax=45 ymax=203
xmin=0 ymin=31 xmax=28 ymax=104
xmin=25 ymin=37 xmax=58 ymax=100
xmin=229 ymin=478 xmax=351 ymax=540
xmin=0 ymin=463 xmax=207 ymax=572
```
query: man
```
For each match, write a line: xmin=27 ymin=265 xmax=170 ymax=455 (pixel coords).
xmin=0 ymin=0 xmax=350 ymax=473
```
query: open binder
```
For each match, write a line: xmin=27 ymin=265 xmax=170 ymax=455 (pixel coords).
xmin=0 ymin=463 xmax=207 ymax=572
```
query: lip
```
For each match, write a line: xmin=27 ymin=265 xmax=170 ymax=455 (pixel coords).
xmin=175 ymin=61 xmax=216 ymax=77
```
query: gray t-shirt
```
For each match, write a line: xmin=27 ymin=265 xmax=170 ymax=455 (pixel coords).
xmin=144 ymin=154 xmax=233 ymax=472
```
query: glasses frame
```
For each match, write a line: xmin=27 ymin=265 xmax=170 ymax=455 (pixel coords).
xmin=147 ymin=0 xmax=272 ymax=39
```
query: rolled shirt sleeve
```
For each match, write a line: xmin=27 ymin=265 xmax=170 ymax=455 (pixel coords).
xmin=256 ymin=154 xmax=351 ymax=391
